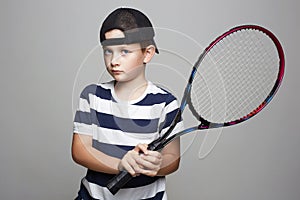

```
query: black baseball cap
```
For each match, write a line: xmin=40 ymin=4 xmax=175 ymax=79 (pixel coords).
xmin=99 ymin=7 xmax=159 ymax=54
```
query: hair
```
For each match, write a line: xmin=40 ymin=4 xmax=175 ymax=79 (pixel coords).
xmin=140 ymin=40 xmax=155 ymax=53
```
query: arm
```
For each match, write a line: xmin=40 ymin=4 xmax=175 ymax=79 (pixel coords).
xmin=157 ymin=137 xmax=180 ymax=176
xmin=71 ymin=133 xmax=120 ymax=174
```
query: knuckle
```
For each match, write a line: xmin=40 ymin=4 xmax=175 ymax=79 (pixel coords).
xmin=149 ymin=171 xmax=157 ymax=177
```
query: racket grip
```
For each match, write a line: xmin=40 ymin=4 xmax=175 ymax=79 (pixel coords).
xmin=106 ymin=170 xmax=132 ymax=195
xmin=106 ymin=142 xmax=161 ymax=195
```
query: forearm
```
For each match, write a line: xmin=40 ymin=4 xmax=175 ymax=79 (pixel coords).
xmin=157 ymin=153 xmax=180 ymax=176
xmin=72 ymin=133 xmax=120 ymax=174
xmin=157 ymin=138 xmax=181 ymax=176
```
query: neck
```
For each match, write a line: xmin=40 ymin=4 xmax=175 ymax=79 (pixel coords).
xmin=114 ymin=76 xmax=148 ymax=101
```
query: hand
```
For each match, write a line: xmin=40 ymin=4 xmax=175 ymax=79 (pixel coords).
xmin=118 ymin=144 xmax=162 ymax=177
xmin=139 ymin=149 xmax=162 ymax=177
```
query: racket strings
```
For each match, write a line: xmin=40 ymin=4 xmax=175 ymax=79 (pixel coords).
xmin=190 ymin=29 xmax=279 ymax=123
xmin=227 ymin=31 xmax=278 ymax=115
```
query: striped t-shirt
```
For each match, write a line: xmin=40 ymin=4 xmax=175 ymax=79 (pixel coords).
xmin=73 ymin=81 xmax=183 ymax=200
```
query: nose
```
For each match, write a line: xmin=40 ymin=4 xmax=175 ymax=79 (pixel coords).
xmin=111 ymin=53 xmax=121 ymax=67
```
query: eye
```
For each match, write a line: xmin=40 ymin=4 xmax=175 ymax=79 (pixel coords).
xmin=121 ymin=49 xmax=131 ymax=55
xmin=103 ymin=48 xmax=112 ymax=56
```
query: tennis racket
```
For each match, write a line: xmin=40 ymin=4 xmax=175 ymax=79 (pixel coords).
xmin=106 ymin=24 xmax=285 ymax=195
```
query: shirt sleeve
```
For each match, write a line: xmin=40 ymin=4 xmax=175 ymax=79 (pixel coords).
xmin=158 ymin=94 xmax=184 ymax=138
xmin=73 ymin=84 xmax=97 ymax=136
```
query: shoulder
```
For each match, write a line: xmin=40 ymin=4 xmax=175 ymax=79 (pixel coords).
xmin=80 ymin=81 xmax=114 ymax=100
xmin=145 ymin=82 xmax=178 ymax=105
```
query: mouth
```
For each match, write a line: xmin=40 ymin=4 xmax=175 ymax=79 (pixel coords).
xmin=111 ymin=69 xmax=123 ymax=74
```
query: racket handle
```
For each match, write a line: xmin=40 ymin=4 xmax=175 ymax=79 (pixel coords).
xmin=106 ymin=142 xmax=160 ymax=195
xmin=106 ymin=170 xmax=132 ymax=195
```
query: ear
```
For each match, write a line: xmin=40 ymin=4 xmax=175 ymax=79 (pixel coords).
xmin=143 ymin=45 xmax=156 ymax=64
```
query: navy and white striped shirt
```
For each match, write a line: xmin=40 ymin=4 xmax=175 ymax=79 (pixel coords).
xmin=73 ymin=81 xmax=183 ymax=200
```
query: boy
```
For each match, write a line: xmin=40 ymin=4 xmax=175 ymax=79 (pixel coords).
xmin=72 ymin=7 xmax=184 ymax=200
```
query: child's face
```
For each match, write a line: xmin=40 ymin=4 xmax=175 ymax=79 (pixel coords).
xmin=103 ymin=29 xmax=147 ymax=83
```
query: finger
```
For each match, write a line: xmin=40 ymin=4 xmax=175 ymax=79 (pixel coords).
xmin=120 ymin=151 xmax=142 ymax=176
xmin=141 ymin=151 xmax=162 ymax=165
xmin=119 ymin=157 xmax=136 ymax=176
xmin=137 ymin=157 xmax=160 ymax=172
xmin=138 ymin=168 xmax=159 ymax=177
xmin=145 ymin=150 xmax=162 ymax=158
xmin=134 ymin=143 xmax=149 ymax=155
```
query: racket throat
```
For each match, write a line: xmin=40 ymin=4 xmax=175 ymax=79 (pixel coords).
xmin=148 ymin=137 xmax=165 ymax=151
xmin=198 ymin=120 xmax=223 ymax=129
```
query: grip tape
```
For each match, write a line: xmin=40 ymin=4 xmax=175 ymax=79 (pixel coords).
xmin=106 ymin=170 xmax=132 ymax=195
